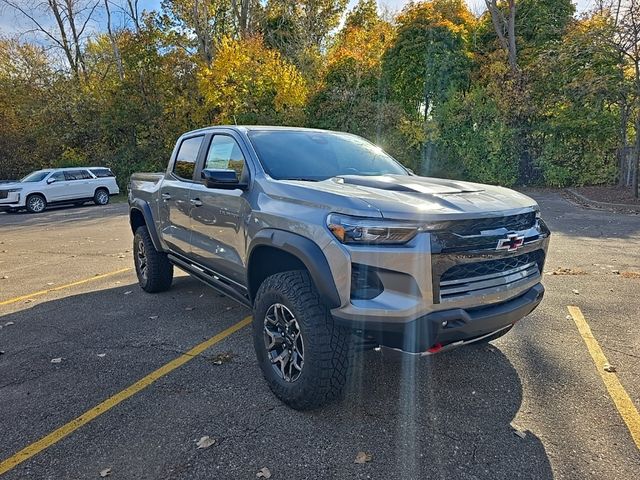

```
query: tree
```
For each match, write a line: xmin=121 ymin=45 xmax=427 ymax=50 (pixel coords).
xmin=382 ymin=0 xmax=474 ymax=173
xmin=614 ymin=0 xmax=640 ymax=197
xmin=0 ymin=0 xmax=100 ymax=80
xmin=532 ymin=13 xmax=621 ymax=186
xmin=198 ymin=36 xmax=307 ymax=125
xmin=484 ymin=0 xmax=517 ymax=72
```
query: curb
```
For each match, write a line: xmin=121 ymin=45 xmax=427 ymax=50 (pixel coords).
xmin=565 ymin=189 xmax=640 ymax=212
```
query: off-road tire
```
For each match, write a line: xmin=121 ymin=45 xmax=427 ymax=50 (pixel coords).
xmin=133 ymin=225 xmax=173 ymax=293
xmin=94 ymin=188 xmax=110 ymax=205
xmin=26 ymin=194 xmax=47 ymax=213
xmin=253 ymin=270 xmax=352 ymax=410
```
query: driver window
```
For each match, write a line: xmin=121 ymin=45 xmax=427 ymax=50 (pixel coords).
xmin=205 ymin=135 xmax=246 ymax=179
xmin=50 ymin=172 xmax=65 ymax=182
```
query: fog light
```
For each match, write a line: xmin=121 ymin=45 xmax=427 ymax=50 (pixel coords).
xmin=350 ymin=263 xmax=383 ymax=300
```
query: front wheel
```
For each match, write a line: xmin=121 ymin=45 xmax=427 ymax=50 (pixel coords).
xmin=26 ymin=194 xmax=47 ymax=213
xmin=253 ymin=270 xmax=352 ymax=410
xmin=94 ymin=188 xmax=110 ymax=205
xmin=133 ymin=226 xmax=173 ymax=293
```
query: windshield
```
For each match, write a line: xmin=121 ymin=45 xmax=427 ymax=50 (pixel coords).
xmin=247 ymin=130 xmax=409 ymax=181
xmin=20 ymin=171 xmax=50 ymax=183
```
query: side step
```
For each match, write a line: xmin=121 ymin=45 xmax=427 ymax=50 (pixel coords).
xmin=167 ymin=254 xmax=251 ymax=308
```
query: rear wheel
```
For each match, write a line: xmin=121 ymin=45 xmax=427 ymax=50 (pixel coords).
xmin=133 ymin=226 xmax=173 ymax=293
xmin=26 ymin=194 xmax=47 ymax=213
xmin=94 ymin=188 xmax=110 ymax=205
xmin=253 ymin=270 xmax=352 ymax=410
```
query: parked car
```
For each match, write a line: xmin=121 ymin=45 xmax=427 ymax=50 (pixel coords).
xmin=128 ymin=126 xmax=550 ymax=410
xmin=0 ymin=167 xmax=119 ymax=213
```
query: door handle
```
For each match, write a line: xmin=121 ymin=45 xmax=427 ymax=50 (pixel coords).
xmin=161 ymin=193 xmax=172 ymax=201
xmin=190 ymin=198 xmax=203 ymax=207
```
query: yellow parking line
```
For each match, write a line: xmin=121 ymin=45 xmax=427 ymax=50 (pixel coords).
xmin=0 ymin=268 xmax=132 ymax=306
xmin=0 ymin=315 xmax=252 ymax=475
xmin=568 ymin=305 xmax=640 ymax=450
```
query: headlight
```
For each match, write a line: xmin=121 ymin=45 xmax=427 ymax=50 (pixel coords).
xmin=4 ymin=188 xmax=22 ymax=193
xmin=533 ymin=205 xmax=541 ymax=219
xmin=327 ymin=213 xmax=420 ymax=245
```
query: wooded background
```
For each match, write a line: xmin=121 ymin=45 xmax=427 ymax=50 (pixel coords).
xmin=1 ymin=0 xmax=639 ymax=196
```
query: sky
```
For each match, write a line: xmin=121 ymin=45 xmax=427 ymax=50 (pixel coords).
xmin=0 ymin=0 xmax=597 ymax=36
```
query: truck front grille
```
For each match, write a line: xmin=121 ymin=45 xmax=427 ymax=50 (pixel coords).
xmin=445 ymin=212 xmax=536 ymax=236
xmin=439 ymin=250 xmax=545 ymax=301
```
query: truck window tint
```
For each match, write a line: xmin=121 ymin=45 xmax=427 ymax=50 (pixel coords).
xmin=205 ymin=135 xmax=246 ymax=179
xmin=174 ymin=136 xmax=203 ymax=180
xmin=90 ymin=168 xmax=114 ymax=178
xmin=50 ymin=172 xmax=65 ymax=182
xmin=247 ymin=131 xmax=408 ymax=181
xmin=65 ymin=170 xmax=91 ymax=181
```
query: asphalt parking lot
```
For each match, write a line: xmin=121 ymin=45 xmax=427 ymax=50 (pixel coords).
xmin=0 ymin=192 xmax=639 ymax=479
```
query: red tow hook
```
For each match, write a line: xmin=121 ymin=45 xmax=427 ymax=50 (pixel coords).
xmin=427 ymin=343 xmax=443 ymax=354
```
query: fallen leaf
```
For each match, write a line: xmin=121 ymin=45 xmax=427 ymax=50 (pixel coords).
xmin=211 ymin=352 xmax=234 ymax=365
xmin=24 ymin=299 xmax=33 ymax=304
xmin=566 ymin=315 xmax=572 ymax=320
xmin=97 ymin=353 xmax=106 ymax=358
xmin=124 ymin=291 xmax=132 ymax=295
xmin=611 ymin=270 xmax=620 ymax=275
xmin=572 ymin=289 xmax=580 ymax=295
xmin=185 ymin=307 xmax=195 ymax=311
xmin=149 ymin=315 xmax=159 ymax=320
xmin=621 ymin=271 xmax=640 ymax=279
xmin=0 ymin=350 xmax=5 ymax=355
xmin=354 ymin=451 xmax=372 ymax=464
xmin=552 ymin=267 xmax=586 ymax=276
xmin=603 ymin=363 xmax=617 ymax=373
xmin=46 ymin=282 xmax=54 ymax=286
xmin=118 ymin=254 xmax=126 ymax=258
xmin=4 ymin=321 xmax=14 ymax=327
xmin=1 ymin=275 xmax=8 ymax=280
xmin=51 ymin=358 xmax=62 ymax=364
xmin=256 ymin=467 xmax=272 ymax=478
xmin=99 ymin=467 xmax=112 ymax=477
xmin=196 ymin=436 xmax=216 ymax=449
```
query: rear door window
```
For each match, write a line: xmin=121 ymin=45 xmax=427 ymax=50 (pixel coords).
xmin=64 ymin=170 xmax=92 ymax=181
xmin=90 ymin=168 xmax=115 ymax=178
xmin=174 ymin=136 xmax=204 ymax=180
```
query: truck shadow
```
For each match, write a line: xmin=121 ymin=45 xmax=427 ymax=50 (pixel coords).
xmin=300 ymin=345 xmax=554 ymax=479
xmin=0 ymin=278 xmax=552 ymax=479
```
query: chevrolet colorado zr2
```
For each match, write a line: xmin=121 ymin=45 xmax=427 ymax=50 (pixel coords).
xmin=128 ymin=126 xmax=550 ymax=410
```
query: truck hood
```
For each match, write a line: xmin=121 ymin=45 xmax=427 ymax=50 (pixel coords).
xmin=280 ymin=175 xmax=538 ymax=221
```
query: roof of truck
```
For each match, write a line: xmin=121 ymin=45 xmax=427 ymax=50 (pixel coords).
xmin=182 ymin=125 xmax=344 ymax=136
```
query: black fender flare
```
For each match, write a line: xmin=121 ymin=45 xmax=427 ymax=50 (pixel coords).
xmin=129 ymin=199 xmax=163 ymax=251
xmin=248 ymin=229 xmax=341 ymax=308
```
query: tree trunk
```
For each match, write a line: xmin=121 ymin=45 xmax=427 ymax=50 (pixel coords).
xmin=48 ymin=0 xmax=78 ymax=78
xmin=127 ymin=0 xmax=141 ymax=33
xmin=105 ymin=0 xmax=124 ymax=80
xmin=507 ymin=0 xmax=517 ymax=73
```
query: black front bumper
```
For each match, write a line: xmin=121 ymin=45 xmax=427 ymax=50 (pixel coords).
xmin=336 ymin=283 xmax=544 ymax=354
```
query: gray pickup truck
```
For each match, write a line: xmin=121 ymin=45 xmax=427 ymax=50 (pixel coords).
xmin=128 ymin=126 xmax=550 ymax=409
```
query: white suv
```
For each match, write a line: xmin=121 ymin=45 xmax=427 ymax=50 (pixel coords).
xmin=0 ymin=167 xmax=120 ymax=213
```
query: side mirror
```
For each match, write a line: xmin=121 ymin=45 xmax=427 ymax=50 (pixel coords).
xmin=201 ymin=169 xmax=246 ymax=190
xmin=47 ymin=178 xmax=56 ymax=184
